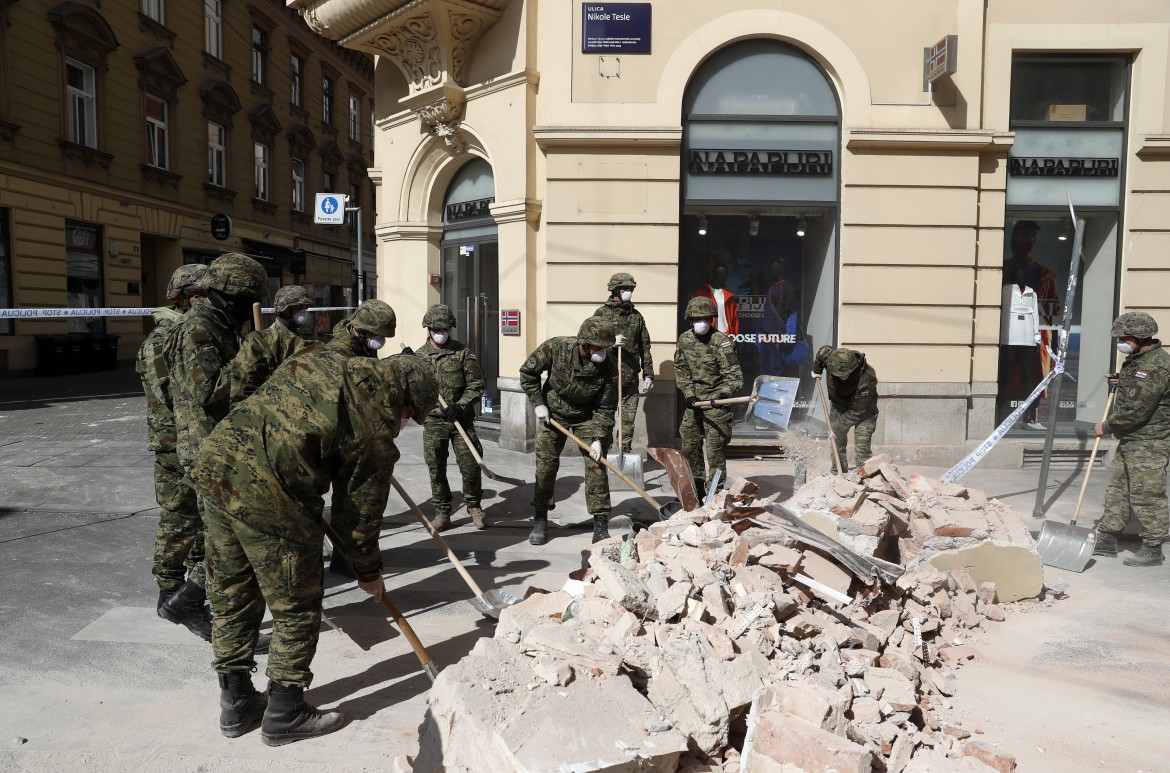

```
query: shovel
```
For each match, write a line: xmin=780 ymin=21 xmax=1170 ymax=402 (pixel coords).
xmin=1036 ymin=386 xmax=1115 ymax=572
xmin=389 ymin=474 xmax=521 ymax=619
xmin=319 ymin=520 xmax=439 ymax=682
xmin=607 ymin=346 xmax=645 ymax=491
xmin=436 ymin=394 xmax=527 ymax=487
xmin=814 ymin=375 xmax=847 ymax=476
xmin=548 ymin=417 xmax=679 ymax=520
xmin=692 ymin=375 xmax=800 ymax=431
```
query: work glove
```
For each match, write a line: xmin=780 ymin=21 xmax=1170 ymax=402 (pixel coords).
xmin=685 ymin=395 xmax=702 ymax=410
xmin=442 ymin=403 xmax=464 ymax=422
xmin=534 ymin=405 xmax=550 ymax=423
xmin=358 ymin=576 xmax=385 ymax=601
xmin=812 ymin=371 xmax=822 ymax=380
xmin=614 ymin=334 xmax=627 ymax=348
xmin=400 ymin=346 xmax=415 ymax=356
xmin=641 ymin=376 xmax=654 ymax=393
xmin=589 ymin=440 xmax=603 ymax=462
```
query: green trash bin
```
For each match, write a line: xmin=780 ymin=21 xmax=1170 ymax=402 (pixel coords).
xmin=100 ymin=333 xmax=120 ymax=370
xmin=35 ymin=335 xmax=66 ymax=377
xmin=63 ymin=335 xmax=85 ymax=375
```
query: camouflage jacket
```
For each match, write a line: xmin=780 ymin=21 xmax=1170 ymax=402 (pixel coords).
xmin=135 ymin=305 xmax=184 ymax=452
xmin=813 ymin=345 xmax=880 ymax=420
xmin=1102 ymin=341 xmax=1170 ymax=442
xmin=416 ymin=337 xmax=484 ymax=419
xmin=159 ymin=302 xmax=240 ymax=471
xmin=674 ymin=330 xmax=744 ymax=402
xmin=592 ymin=299 xmax=654 ymax=385
xmin=519 ymin=336 xmax=619 ymax=439
xmin=230 ymin=317 xmax=310 ymax=404
xmin=191 ymin=352 xmax=409 ymax=581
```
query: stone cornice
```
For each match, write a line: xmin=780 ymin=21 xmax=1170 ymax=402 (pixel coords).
xmin=1136 ymin=135 xmax=1170 ymax=158
xmin=846 ymin=129 xmax=1014 ymax=152
xmin=489 ymin=197 xmax=541 ymax=225
xmin=375 ymin=221 xmax=444 ymax=240
xmin=533 ymin=126 xmax=683 ymax=149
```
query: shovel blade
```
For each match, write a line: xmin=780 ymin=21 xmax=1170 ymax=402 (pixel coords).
xmin=606 ymin=451 xmax=644 ymax=491
xmin=1037 ymin=520 xmax=1098 ymax=573
xmin=467 ymin=588 xmax=523 ymax=619
xmin=750 ymin=377 xmax=800 ymax=430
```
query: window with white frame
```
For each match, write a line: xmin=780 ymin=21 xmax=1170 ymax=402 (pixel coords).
xmin=66 ymin=58 xmax=97 ymax=148
xmin=204 ymin=0 xmax=222 ymax=59
xmin=322 ymin=76 xmax=334 ymax=125
xmin=254 ymin=142 xmax=269 ymax=200
xmin=251 ymin=26 xmax=267 ymax=85
xmin=207 ymin=121 xmax=226 ymax=186
xmin=292 ymin=158 xmax=305 ymax=211
xmin=142 ymin=0 xmax=165 ymax=24
xmin=290 ymin=54 xmax=303 ymax=107
xmin=348 ymin=96 xmax=360 ymax=141
xmin=145 ymin=94 xmax=168 ymax=168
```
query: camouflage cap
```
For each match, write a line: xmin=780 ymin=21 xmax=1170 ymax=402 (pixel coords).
xmin=204 ymin=253 xmax=268 ymax=304
xmin=348 ymin=299 xmax=397 ymax=337
xmin=165 ymin=264 xmax=208 ymax=301
xmin=684 ymin=296 xmax=716 ymax=320
xmin=608 ymin=272 xmax=637 ymax=292
xmin=274 ymin=285 xmax=313 ymax=313
xmin=1112 ymin=311 xmax=1158 ymax=339
xmin=577 ymin=316 xmax=617 ymax=349
xmin=422 ymin=303 xmax=457 ymax=330
xmin=826 ymin=348 xmax=862 ymax=378
xmin=387 ymin=353 xmax=439 ymax=425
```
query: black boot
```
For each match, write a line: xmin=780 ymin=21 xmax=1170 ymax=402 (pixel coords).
xmin=157 ymin=588 xmax=176 ymax=611
xmin=261 ymin=681 xmax=345 ymax=746
xmin=591 ymin=514 xmax=610 ymax=543
xmin=218 ymin=672 xmax=267 ymax=738
xmin=1093 ymin=531 xmax=1119 ymax=557
xmin=327 ymin=550 xmax=356 ymax=578
xmin=529 ymin=508 xmax=549 ymax=546
xmin=158 ymin=579 xmax=212 ymax=641
xmin=1123 ymin=543 xmax=1164 ymax=567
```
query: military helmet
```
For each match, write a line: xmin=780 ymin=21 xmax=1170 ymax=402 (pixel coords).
xmin=608 ymin=272 xmax=637 ymax=292
xmin=684 ymin=296 xmax=717 ymax=320
xmin=577 ymin=316 xmax=617 ymax=349
xmin=827 ymin=348 xmax=863 ymax=378
xmin=165 ymin=264 xmax=208 ymax=301
xmin=422 ymin=303 xmax=457 ymax=330
xmin=204 ymin=253 xmax=268 ymax=303
xmin=389 ymin=354 xmax=439 ymax=424
xmin=274 ymin=285 xmax=313 ymax=314
xmin=348 ymin=299 xmax=397 ymax=337
xmin=1112 ymin=311 xmax=1158 ymax=339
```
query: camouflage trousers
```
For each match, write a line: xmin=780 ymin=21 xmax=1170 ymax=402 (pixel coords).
xmin=533 ymin=418 xmax=612 ymax=515
xmin=151 ymin=450 xmax=205 ymax=592
xmin=203 ymin=498 xmax=324 ymax=687
xmin=423 ymin=417 xmax=483 ymax=515
xmin=680 ymin=406 xmax=734 ymax=491
xmin=1099 ymin=441 xmax=1170 ymax=546
xmin=830 ymin=411 xmax=878 ymax=474
xmin=612 ymin=383 xmax=640 ymax=454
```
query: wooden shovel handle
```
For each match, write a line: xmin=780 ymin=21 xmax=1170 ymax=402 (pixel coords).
xmin=814 ymin=376 xmax=846 ymax=476
xmin=389 ymin=475 xmax=488 ymax=598
xmin=252 ymin=302 xmax=262 ymax=331
xmin=547 ymin=417 xmax=662 ymax=511
xmin=1071 ymin=389 xmax=1116 ymax=526
xmin=434 ymin=393 xmax=490 ymax=469
xmin=693 ymin=396 xmax=753 ymax=408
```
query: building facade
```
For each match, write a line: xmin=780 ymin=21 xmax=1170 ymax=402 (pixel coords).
xmin=0 ymin=0 xmax=376 ymax=373
xmin=293 ymin=0 xmax=1170 ymax=464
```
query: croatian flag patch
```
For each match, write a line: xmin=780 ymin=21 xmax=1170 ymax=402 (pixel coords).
xmin=1136 ymin=370 xmax=1148 ymax=379
xmin=720 ymin=340 xmax=732 ymax=348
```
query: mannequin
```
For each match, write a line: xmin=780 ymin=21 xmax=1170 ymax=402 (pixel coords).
xmin=694 ymin=265 xmax=740 ymax=336
xmin=999 ymin=264 xmax=1044 ymax=430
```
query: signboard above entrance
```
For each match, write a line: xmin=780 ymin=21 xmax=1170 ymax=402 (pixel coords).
xmin=582 ymin=3 xmax=651 ymax=54
xmin=924 ymin=34 xmax=958 ymax=89
xmin=688 ymin=150 xmax=833 ymax=176
xmin=1009 ymin=157 xmax=1119 ymax=177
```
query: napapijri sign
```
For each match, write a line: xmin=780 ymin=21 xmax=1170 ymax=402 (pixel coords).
xmin=1009 ymin=156 xmax=1119 ymax=177
xmin=688 ymin=149 xmax=833 ymax=176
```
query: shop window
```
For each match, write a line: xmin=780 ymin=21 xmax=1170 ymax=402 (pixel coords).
xmin=145 ymin=94 xmax=169 ymax=169
xmin=142 ymin=0 xmax=164 ymax=24
xmin=251 ymin=26 xmax=268 ymax=85
xmin=254 ymin=142 xmax=269 ymax=201
xmin=1010 ymin=56 xmax=1127 ymax=124
xmin=290 ymin=54 xmax=304 ymax=108
xmin=207 ymin=121 xmax=226 ymax=186
xmin=0 ymin=209 xmax=11 ymax=335
xmin=204 ymin=0 xmax=223 ymax=60
xmin=66 ymin=58 xmax=97 ymax=148
xmin=65 ymin=223 xmax=104 ymax=333
xmin=292 ymin=158 xmax=305 ymax=211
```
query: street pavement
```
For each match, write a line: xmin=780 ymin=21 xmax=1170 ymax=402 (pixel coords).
xmin=1 ymin=367 xmax=1168 ymax=771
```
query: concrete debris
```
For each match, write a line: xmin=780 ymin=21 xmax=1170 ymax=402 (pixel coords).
xmin=413 ymin=458 xmax=1044 ymax=772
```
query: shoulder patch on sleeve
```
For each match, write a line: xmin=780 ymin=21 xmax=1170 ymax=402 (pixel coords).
xmin=720 ymin=340 xmax=732 ymax=348
xmin=1136 ymin=370 xmax=1148 ymax=379
xmin=468 ymin=351 xmax=477 ymax=360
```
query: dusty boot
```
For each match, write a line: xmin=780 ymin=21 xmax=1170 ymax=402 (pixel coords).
xmin=327 ymin=549 xmax=356 ymax=578
xmin=261 ymin=681 xmax=345 ymax=746
xmin=158 ymin=579 xmax=212 ymax=641
xmin=591 ymin=514 xmax=610 ymax=543
xmin=218 ymin=672 xmax=267 ymax=738
xmin=431 ymin=511 xmax=452 ymax=532
xmin=1123 ymin=544 xmax=1164 ymax=567
xmin=1093 ymin=531 xmax=1119 ymax=557
xmin=467 ymin=506 xmax=487 ymax=530
xmin=529 ymin=508 xmax=549 ymax=546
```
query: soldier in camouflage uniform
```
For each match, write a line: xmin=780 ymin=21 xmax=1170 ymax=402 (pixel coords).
xmin=1093 ymin=311 xmax=1170 ymax=567
xmin=675 ymin=296 xmax=744 ymax=494
xmin=155 ymin=253 xmax=268 ymax=640
xmin=812 ymin=345 xmax=880 ymax=474
xmin=593 ymin=272 xmax=654 ymax=454
xmin=230 ymin=284 xmax=314 ymax=404
xmin=136 ymin=264 xmax=208 ymax=616
xmin=321 ymin=298 xmax=397 ymax=359
xmin=520 ymin=317 xmax=620 ymax=545
xmin=193 ymin=349 xmax=437 ymax=744
xmin=416 ymin=304 xmax=487 ymax=531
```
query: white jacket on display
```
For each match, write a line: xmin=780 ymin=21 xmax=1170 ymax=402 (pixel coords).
xmin=1000 ymin=283 xmax=1041 ymax=346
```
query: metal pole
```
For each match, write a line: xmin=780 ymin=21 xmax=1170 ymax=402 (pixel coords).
xmin=346 ymin=199 xmax=364 ymax=302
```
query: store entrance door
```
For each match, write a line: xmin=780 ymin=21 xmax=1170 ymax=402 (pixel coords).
xmin=441 ymin=239 xmax=500 ymax=420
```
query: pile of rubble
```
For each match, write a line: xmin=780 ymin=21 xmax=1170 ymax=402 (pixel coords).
xmin=410 ymin=457 xmax=1047 ymax=773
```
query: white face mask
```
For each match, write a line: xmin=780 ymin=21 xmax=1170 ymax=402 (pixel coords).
xmin=366 ymin=336 xmax=385 ymax=351
xmin=293 ymin=310 xmax=311 ymax=326
xmin=590 ymin=349 xmax=607 ymax=364
xmin=620 ymin=290 xmax=633 ymax=303
xmin=431 ymin=330 xmax=449 ymax=346
xmin=1116 ymin=340 xmax=1136 ymax=355
xmin=693 ymin=320 xmax=711 ymax=336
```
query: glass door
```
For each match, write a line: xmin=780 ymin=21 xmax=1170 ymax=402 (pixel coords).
xmin=441 ymin=239 xmax=500 ymax=421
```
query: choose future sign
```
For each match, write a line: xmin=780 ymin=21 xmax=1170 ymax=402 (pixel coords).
xmin=582 ymin=3 xmax=651 ymax=54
